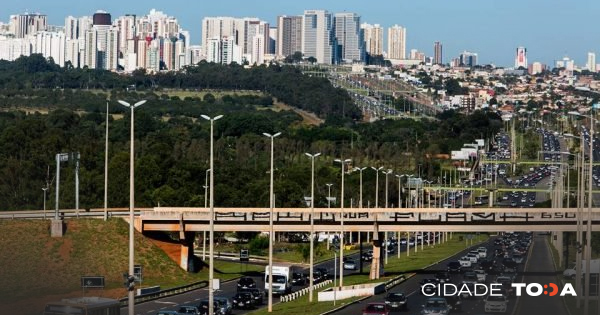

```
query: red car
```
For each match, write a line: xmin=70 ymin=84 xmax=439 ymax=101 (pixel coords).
xmin=362 ymin=303 xmax=390 ymax=315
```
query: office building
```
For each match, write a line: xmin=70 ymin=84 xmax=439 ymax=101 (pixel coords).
xmin=434 ymin=41 xmax=443 ymax=65
xmin=515 ymin=47 xmax=527 ymax=68
xmin=302 ymin=10 xmax=335 ymax=64
xmin=333 ymin=12 xmax=363 ymax=63
xmin=388 ymin=25 xmax=406 ymax=60
xmin=276 ymin=15 xmax=303 ymax=58
xmin=360 ymin=23 xmax=383 ymax=56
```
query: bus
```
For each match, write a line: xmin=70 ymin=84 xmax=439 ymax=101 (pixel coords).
xmin=43 ymin=297 xmax=120 ymax=315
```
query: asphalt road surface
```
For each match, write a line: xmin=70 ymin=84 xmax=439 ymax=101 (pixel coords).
xmin=514 ymin=234 xmax=568 ymax=315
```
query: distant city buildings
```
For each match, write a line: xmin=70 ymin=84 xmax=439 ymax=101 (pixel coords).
xmin=434 ymin=41 xmax=443 ymax=65
xmin=0 ymin=9 xmax=594 ymax=72
xmin=515 ymin=47 xmax=528 ymax=69
xmin=528 ymin=61 xmax=545 ymax=75
xmin=459 ymin=51 xmax=478 ymax=67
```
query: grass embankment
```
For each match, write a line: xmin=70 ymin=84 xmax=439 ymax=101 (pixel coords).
xmin=248 ymin=233 xmax=488 ymax=315
xmin=0 ymin=219 xmax=261 ymax=311
xmin=213 ymin=241 xmax=358 ymax=265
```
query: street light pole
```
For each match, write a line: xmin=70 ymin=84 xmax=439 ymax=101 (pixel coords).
xmin=264 ymin=132 xmax=281 ymax=312
xmin=335 ymin=158 xmax=352 ymax=288
xmin=326 ymin=183 xmax=333 ymax=250
xmin=382 ymin=170 xmax=393 ymax=265
xmin=42 ymin=187 xmax=48 ymax=220
xmin=305 ymin=152 xmax=321 ymax=302
xmin=203 ymin=168 xmax=210 ymax=261
xmin=104 ymin=101 xmax=109 ymax=221
xmin=118 ymin=99 xmax=147 ymax=315
xmin=201 ymin=115 xmax=224 ymax=315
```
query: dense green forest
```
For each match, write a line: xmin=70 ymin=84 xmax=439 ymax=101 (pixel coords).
xmin=0 ymin=54 xmax=359 ymax=120
xmin=0 ymin=55 xmax=503 ymax=211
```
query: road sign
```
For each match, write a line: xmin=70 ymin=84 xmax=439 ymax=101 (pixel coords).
xmin=134 ymin=265 xmax=143 ymax=282
xmin=81 ymin=276 xmax=105 ymax=288
xmin=240 ymin=249 xmax=249 ymax=262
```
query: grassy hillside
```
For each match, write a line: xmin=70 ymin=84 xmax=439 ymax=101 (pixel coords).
xmin=0 ymin=218 xmax=261 ymax=313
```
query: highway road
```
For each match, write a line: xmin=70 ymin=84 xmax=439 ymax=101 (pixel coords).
xmin=121 ymin=248 xmax=371 ymax=315
xmin=328 ymin=233 xmax=561 ymax=315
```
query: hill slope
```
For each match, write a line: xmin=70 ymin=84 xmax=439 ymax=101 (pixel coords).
xmin=0 ymin=218 xmax=206 ymax=314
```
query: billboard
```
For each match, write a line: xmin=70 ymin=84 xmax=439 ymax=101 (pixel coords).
xmin=451 ymin=150 xmax=469 ymax=160
xmin=461 ymin=148 xmax=478 ymax=158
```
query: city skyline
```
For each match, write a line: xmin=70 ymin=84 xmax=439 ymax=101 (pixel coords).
xmin=1 ymin=0 xmax=599 ymax=67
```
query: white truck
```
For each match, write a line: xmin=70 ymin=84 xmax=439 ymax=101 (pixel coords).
xmin=563 ymin=259 xmax=600 ymax=279
xmin=265 ymin=265 xmax=293 ymax=295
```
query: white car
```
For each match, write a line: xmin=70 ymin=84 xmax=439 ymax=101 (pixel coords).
xmin=477 ymin=247 xmax=488 ymax=259
xmin=485 ymin=295 xmax=508 ymax=313
xmin=466 ymin=253 xmax=479 ymax=263
xmin=459 ymin=257 xmax=472 ymax=267
xmin=474 ymin=269 xmax=487 ymax=282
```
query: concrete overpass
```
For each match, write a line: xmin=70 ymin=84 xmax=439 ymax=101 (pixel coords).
xmin=139 ymin=207 xmax=597 ymax=233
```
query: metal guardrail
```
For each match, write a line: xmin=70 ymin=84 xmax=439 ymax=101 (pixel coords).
xmin=119 ymin=280 xmax=208 ymax=306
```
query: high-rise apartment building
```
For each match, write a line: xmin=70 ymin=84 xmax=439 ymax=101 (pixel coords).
xmin=515 ymin=47 xmax=527 ymax=69
xmin=10 ymin=13 xmax=47 ymax=38
xmin=434 ymin=41 xmax=443 ymax=65
xmin=276 ymin=15 xmax=303 ymax=58
xmin=360 ymin=23 xmax=383 ymax=57
xmin=388 ymin=25 xmax=406 ymax=60
xmin=333 ymin=12 xmax=363 ymax=63
xmin=587 ymin=52 xmax=596 ymax=72
xmin=302 ymin=10 xmax=335 ymax=64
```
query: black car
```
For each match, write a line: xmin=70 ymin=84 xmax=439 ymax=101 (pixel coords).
xmin=361 ymin=251 xmax=373 ymax=261
xmin=312 ymin=270 xmax=323 ymax=283
xmin=198 ymin=301 xmax=221 ymax=315
xmin=435 ymin=272 xmax=451 ymax=283
xmin=420 ymin=278 xmax=438 ymax=295
xmin=232 ymin=292 xmax=255 ymax=309
xmin=237 ymin=277 xmax=257 ymax=291
xmin=179 ymin=305 xmax=201 ymax=315
xmin=292 ymin=272 xmax=306 ymax=286
xmin=316 ymin=267 xmax=330 ymax=280
xmin=240 ymin=288 xmax=264 ymax=305
xmin=447 ymin=261 xmax=462 ymax=273
xmin=384 ymin=292 xmax=408 ymax=310
xmin=445 ymin=295 xmax=463 ymax=312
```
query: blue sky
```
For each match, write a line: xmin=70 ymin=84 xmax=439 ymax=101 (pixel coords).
xmin=4 ymin=0 xmax=599 ymax=67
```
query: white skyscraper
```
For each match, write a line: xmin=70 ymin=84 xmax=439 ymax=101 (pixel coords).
xmin=587 ymin=52 xmax=596 ymax=72
xmin=302 ymin=10 xmax=334 ymax=64
xmin=515 ymin=47 xmax=528 ymax=69
xmin=360 ymin=23 xmax=383 ymax=56
xmin=387 ymin=25 xmax=406 ymax=60
xmin=334 ymin=12 xmax=363 ymax=63
xmin=206 ymin=36 xmax=242 ymax=65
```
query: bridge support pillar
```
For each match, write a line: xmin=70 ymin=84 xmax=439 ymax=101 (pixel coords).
xmin=369 ymin=223 xmax=383 ymax=280
xmin=180 ymin=232 xmax=196 ymax=272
